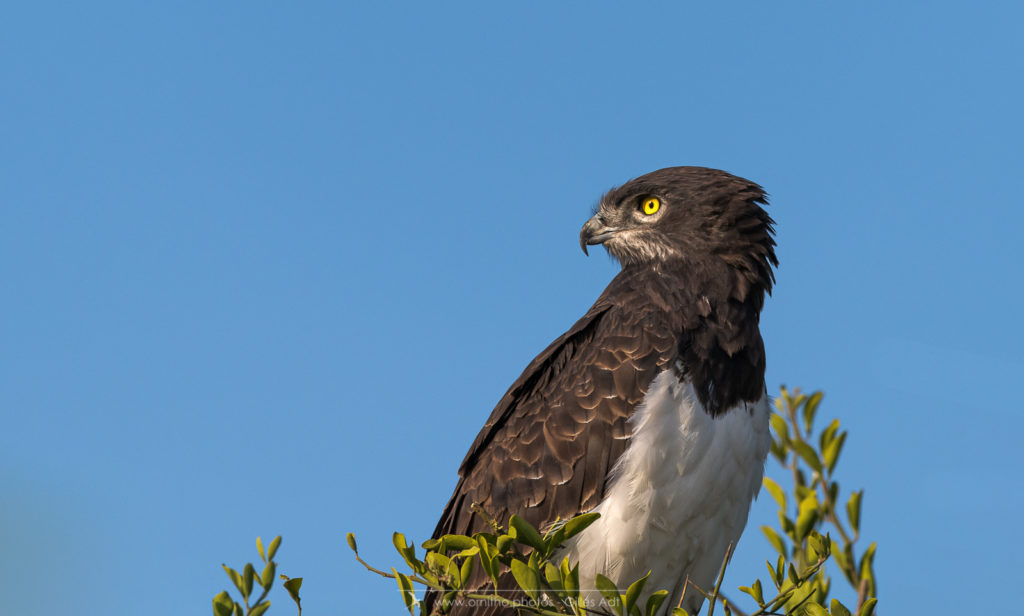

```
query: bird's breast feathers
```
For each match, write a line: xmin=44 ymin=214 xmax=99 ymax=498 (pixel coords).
xmin=560 ymin=369 xmax=771 ymax=614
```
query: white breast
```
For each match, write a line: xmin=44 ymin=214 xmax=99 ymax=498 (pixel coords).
xmin=560 ymin=370 xmax=771 ymax=615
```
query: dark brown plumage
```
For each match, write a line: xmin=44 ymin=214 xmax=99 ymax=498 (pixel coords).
xmin=427 ymin=167 xmax=777 ymax=615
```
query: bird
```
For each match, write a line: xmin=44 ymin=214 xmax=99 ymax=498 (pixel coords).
xmin=427 ymin=166 xmax=778 ymax=615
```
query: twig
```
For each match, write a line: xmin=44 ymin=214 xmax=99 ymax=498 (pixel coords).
xmin=471 ymin=502 xmax=504 ymax=533
xmin=707 ymin=542 xmax=734 ymax=616
xmin=678 ymin=574 xmax=691 ymax=609
xmin=855 ymin=577 xmax=869 ymax=613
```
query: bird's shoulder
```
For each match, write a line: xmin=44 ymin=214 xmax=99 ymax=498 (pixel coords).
xmin=457 ymin=268 xmax=679 ymax=476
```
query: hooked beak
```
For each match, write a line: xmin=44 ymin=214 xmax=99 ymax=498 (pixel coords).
xmin=579 ymin=215 xmax=620 ymax=256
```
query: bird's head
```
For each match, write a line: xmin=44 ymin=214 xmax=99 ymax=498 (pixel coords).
xmin=580 ymin=166 xmax=778 ymax=293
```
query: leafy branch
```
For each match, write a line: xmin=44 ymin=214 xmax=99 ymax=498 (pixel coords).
xmin=214 ymin=386 xmax=878 ymax=616
xmin=212 ymin=536 xmax=303 ymax=616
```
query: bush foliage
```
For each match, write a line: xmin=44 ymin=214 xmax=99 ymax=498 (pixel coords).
xmin=213 ymin=387 xmax=877 ymax=616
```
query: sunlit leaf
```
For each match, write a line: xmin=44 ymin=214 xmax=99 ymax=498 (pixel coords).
xmin=267 ymin=536 xmax=281 ymax=561
xmin=222 ymin=565 xmax=244 ymax=596
xmin=762 ymin=477 xmax=786 ymax=510
xmin=803 ymin=391 xmax=824 ymax=433
xmin=249 ymin=602 xmax=271 ymax=616
xmin=510 ymin=559 xmax=540 ymax=600
xmin=544 ymin=562 xmax=564 ymax=596
xmin=831 ymin=598 xmax=852 ymax=616
xmin=260 ymin=561 xmax=276 ymax=590
xmin=595 ymin=574 xmax=622 ymax=615
xmin=819 ymin=418 xmax=840 ymax=452
xmin=847 ymin=491 xmax=863 ymax=534
xmin=645 ymin=590 xmax=669 ymax=616
xmin=283 ymin=577 xmax=302 ymax=606
xmin=803 ymin=602 xmax=828 ymax=616
xmin=242 ymin=563 xmax=255 ymax=599
xmin=859 ymin=598 xmax=878 ymax=616
xmin=770 ymin=413 xmax=790 ymax=443
xmin=793 ymin=441 xmax=823 ymax=473
xmin=624 ymin=572 xmax=649 ymax=614
xmin=823 ymin=431 xmax=847 ymax=473
xmin=761 ymin=525 xmax=787 ymax=556
xmin=392 ymin=568 xmax=416 ymax=616
xmin=562 ymin=512 xmax=601 ymax=541
xmin=509 ymin=515 xmax=545 ymax=552
xmin=212 ymin=591 xmax=234 ymax=616
xmin=440 ymin=534 xmax=476 ymax=552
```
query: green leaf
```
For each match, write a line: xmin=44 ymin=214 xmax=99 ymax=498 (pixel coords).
xmin=266 ymin=536 xmax=281 ymax=561
xmin=232 ymin=603 xmax=243 ymax=616
xmin=212 ymin=591 xmax=234 ymax=616
xmin=823 ymin=431 xmax=847 ymax=473
xmin=671 ymin=608 xmax=690 ymax=616
xmin=393 ymin=532 xmax=410 ymax=554
xmin=509 ymin=515 xmax=545 ymax=553
xmin=283 ymin=577 xmax=303 ymax=606
xmin=562 ymin=512 xmax=601 ymax=540
xmin=859 ymin=542 xmax=877 ymax=579
xmin=762 ymin=476 xmax=786 ymax=510
xmin=242 ymin=563 xmax=255 ymax=599
xmin=476 ymin=535 xmax=498 ymax=583
xmin=392 ymin=568 xmax=416 ymax=616
xmin=496 ymin=534 xmax=514 ymax=554
xmin=346 ymin=533 xmax=358 ymax=553
xmin=831 ymin=598 xmax=852 ymax=616
xmin=425 ymin=551 xmax=452 ymax=577
xmin=454 ymin=545 xmax=479 ymax=559
xmin=760 ymin=525 xmax=787 ymax=556
xmin=510 ymin=559 xmax=541 ymax=600
xmin=818 ymin=418 xmax=840 ymax=452
xmin=795 ymin=495 xmax=820 ymax=542
xmin=256 ymin=537 xmax=266 ymax=562
xmin=594 ymin=574 xmax=623 ymax=615
xmin=249 ymin=602 xmax=271 ymax=616
xmin=793 ymin=441 xmax=823 ymax=473
xmin=858 ymin=598 xmax=878 ymax=616
xmin=830 ymin=538 xmax=848 ymax=572
xmin=440 ymin=534 xmax=477 ymax=552
xmin=738 ymin=579 xmax=765 ymax=606
xmin=802 ymin=391 xmax=824 ymax=433
xmin=565 ymin=560 xmax=580 ymax=600
xmin=803 ymin=603 xmax=828 ymax=616
xmin=770 ymin=413 xmax=789 ymax=443
xmin=544 ymin=562 xmax=564 ymax=595
xmin=442 ymin=590 xmax=457 ymax=612
xmin=222 ymin=565 xmax=244 ymax=597
xmin=394 ymin=532 xmax=421 ymax=572
xmin=778 ymin=512 xmax=795 ymax=537
xmin=766 ymin=559 xmax=781 ymax=589
xmin=260 ymin=561 xmax=276 ymax=590
xmin=807 ymin=531 xmax=828 ymax=560
xmin=847 ymin=491 xmax=863 ymax=534
xmin=645 ymin=590 xmax=669 ymax=616
xmin=624 ymin=572 xmax=649 ymax=614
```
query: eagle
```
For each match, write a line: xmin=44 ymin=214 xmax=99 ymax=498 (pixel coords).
xmin=428 ymin=166 xmax=778 ymax=615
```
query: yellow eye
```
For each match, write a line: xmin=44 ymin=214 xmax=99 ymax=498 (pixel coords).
xmin=641 ymin=197 xmax=661 ymax=216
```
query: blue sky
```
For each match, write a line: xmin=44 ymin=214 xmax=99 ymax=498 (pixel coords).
xmin=2 ymin=2 xmax=1022 ymax=614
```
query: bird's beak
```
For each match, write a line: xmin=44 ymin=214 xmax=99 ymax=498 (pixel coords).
xmin=579 ymin=215 xmax=620 ymax=256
